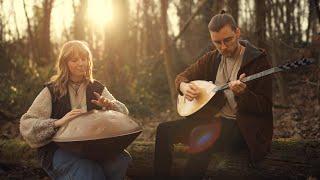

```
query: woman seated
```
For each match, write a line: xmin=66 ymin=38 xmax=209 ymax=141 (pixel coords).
xmin=20 ymin=40 xmax=131 ymax=180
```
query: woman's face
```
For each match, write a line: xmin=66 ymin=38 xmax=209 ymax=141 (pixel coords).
xmin=67 ymin=52 xmax=88 ymax=79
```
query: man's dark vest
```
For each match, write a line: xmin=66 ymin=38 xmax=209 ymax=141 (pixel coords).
xmin=37 ymin=80 xmax=104 ymax=170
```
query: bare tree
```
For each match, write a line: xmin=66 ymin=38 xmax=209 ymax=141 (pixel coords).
xmin=39 ymin=0 xmax=54 ymax=65
xmin=306 ymin=0 xmax=320 ymax=42
xmin=160 ymin=0 xmax=176 ymax=107
xmin=266 ymin=0 xmax=289 ymax=106
xmin=23 ymin=0 xmax=39 ymax=62
xmin=315 ymin=0 xmax=320 ymax=23
xmin=255 ymin=0 xmax=266 ymax=48
xmin=0 ymin=0 xmax=4 ymax=42
xmin=227 ymin=0 xmax=238 ymax=24
xmin=72 ymin=0 xmax=87 ymax=40
xmin=11 ymin=1 xmax=21 ymax=40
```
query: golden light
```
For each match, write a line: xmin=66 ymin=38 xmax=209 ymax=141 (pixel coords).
xmin=87 ymin=0 xmax=113 ymax=29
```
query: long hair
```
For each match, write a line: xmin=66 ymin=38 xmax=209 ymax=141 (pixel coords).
xmin=49 ymin=40 xmax=94 ymax=99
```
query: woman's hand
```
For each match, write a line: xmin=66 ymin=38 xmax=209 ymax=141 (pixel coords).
xmin=54 ymin=109 xmax=85 ymax=127
xmin=91 ymin=92 xmax=115 ymax=110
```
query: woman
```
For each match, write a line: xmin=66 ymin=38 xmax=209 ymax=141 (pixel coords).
xmin=20 ymin=40 xmax=131 ymax=180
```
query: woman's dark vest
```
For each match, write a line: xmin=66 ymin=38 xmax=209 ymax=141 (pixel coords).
xmin=37 ymin=80 xmax=104 ymax=170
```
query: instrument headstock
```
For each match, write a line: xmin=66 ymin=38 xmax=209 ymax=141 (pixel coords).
xmin=278 ymin=58 xmax=314 ymax=70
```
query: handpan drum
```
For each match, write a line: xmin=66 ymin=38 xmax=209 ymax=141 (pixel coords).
xmin=52 ymin=110 xmax=142 ymax=161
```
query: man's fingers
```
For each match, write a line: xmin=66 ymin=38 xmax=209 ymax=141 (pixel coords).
xmin=186 ymin=91 xmax=199 ymax=99
xmin=186 ymin=88 xmax=197 ymax=95
xmin=185 ymin=95 xmax=194 ymax=101
xmin=229 ymin=80 xmax=245 ymax=88
xmin=187 ymin=85 xmax=200 ymax=94
xmin=239 ymin=73 xmax=246 ymax=81
xmin=228 ymin=81 xmax=235 ymax=89
xmin=184 ymin=91 xmax=198 ymax=100
xmin=238 ymin=82 xmax=246 ymax=89
xmin=189 ymin=84 xmax=198 ymax=90
xmin=228 ymin=79 xmax=247 ymax=95
xmin=188 ymin=93 xmax=198 ymax=98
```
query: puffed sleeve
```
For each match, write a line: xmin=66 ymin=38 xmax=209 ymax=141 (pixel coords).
xmin=101 ymin=87 xmax=129 ymax=115
xmin=20 ymin=87 xmax=58 ymax=148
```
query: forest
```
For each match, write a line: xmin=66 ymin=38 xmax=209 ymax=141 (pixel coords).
xmin=0 ymin=0 xmax=319 ymax=179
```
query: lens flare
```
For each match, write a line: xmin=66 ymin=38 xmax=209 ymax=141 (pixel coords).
xmin=187 ymin=119 xmax=221 ymax=154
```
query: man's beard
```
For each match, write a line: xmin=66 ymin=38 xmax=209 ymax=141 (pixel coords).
xmin=223 ymin=44 xmax=240 ymax=58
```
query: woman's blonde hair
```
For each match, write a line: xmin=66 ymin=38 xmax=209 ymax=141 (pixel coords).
xmin=50 ymin=40 xmax=94 ymax=99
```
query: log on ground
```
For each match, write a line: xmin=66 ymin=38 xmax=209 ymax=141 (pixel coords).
xmin=1 ymin=139 xmax=319 ymax=179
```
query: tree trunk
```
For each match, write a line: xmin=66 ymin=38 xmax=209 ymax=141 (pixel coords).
xmin=12 ymin=1 xmax=21 ymax=40
xmin=267 ymin=0 xmax=289 ymax=106
xmin=160 ymin=0 xmax=177 ymax=108
xmin=22 ymin=0 xmax=39 ymax=62
xmin=0 ymin=1 xmax=3 ymax=42
xmin=306 ymin=0 xmax=319 ymax=43
xmin=315 ymin=0 xmax=320 ymax=24
xmin=255 ymin=0 xmax=267 ymax=49
xmin=72 ymin=0 xmax=87 ymax=40
xmin=174 ymin=0 xmax=210 ymax=43
xmin=39 ymin=0 xmax=54 ymax=66
xmin=213 ymin=0 xmax=225 ymax=14
xmin=227 ymin=0 xmax=238 ymax=24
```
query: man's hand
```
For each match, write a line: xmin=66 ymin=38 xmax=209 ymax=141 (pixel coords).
xmin=229 ymin=73 xmax=247 ymax=96
xmin=180 ymin=82 xmax=201 ymax=101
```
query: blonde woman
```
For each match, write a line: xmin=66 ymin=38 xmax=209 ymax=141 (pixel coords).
xmin=20 ymin=40 xmax=131 ymax=180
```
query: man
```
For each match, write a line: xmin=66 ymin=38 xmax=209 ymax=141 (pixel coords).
xmin=154 ymin=11 xmax=273 ymax=179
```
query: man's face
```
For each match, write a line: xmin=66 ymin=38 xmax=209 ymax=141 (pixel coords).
xmin=210 ymin=25 xmax=240 ymax=57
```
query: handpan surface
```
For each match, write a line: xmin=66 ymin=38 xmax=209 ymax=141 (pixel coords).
xmin=52 ymin=110 xmax=142 ymax=160
xmin=53 ymin=110 xmax=141 ymax=142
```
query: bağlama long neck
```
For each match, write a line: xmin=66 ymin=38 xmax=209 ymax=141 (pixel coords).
xmin=213 ymin=58 xmax=314 ymax=92
xmin=215 ymin=67 xmax=282 ymax=92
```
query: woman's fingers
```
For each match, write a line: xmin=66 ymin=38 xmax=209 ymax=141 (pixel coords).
xmin=69 ymin=113 xmax=81 ymax=118
xmin=72 ymin=108 xmax=85 ymax=112
xmin=91 ymin=97 xmax=112 ymax=108
xmin=91 ymin=99 xmax=98 ymax=104
xmin=68 ymin=109 xmax=85 ymax=115
xmin=93 ymin=92 xmax=105 ymax=104
xmin=65 ymin=109 xmax=85 ymax=122
xmin=93 ymin=92 xmax=101 ymax=99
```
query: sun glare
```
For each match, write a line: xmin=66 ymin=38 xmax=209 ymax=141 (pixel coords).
xmin=87 ymin=0 xmax=113 ymax=29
